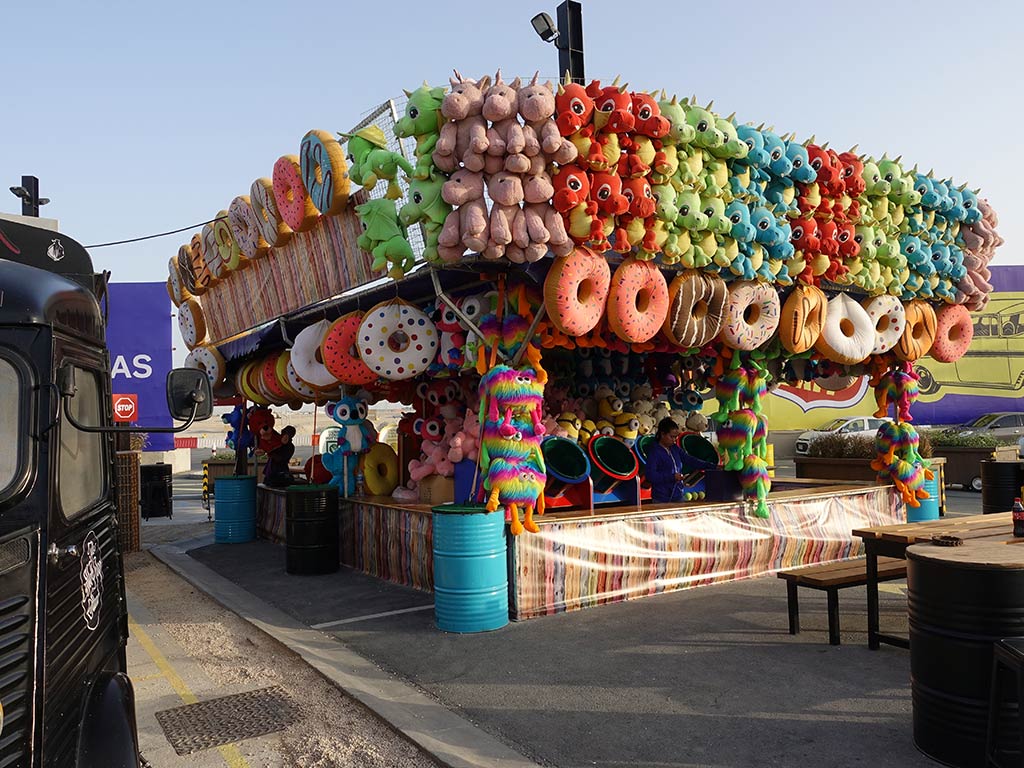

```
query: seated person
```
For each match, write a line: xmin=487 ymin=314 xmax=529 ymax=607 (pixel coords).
xmin=645 ymin=418 xmax=687 ymax=503
xmin=263 ymin=425 xmax=297 ymax=487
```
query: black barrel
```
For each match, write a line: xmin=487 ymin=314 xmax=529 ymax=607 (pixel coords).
xmin=908 ymin=540 xmax=1024 ymax=767
xmin=981 ymin=460 xmax=1023 ymax=514
xmin=139 ymin=463 xmax=172 ymax=520
xmin=285 ymin=485 xmax=339 ymax=575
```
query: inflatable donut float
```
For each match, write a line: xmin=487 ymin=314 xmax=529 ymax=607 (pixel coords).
xmin=862 ymin=295 xmax=905 ymax=355
xmin=779 ymin=284 xmax=827 ymax=354
xmin=272 ymin=155 xmax=319 ymax=233
xmin=187 ymin=233 xmax=213 ymax=294
xmin=214 ymin=210 xmax=244 ymax=272
xmin=178 ymin=298 xmax=207 ymax=350
xmin=895 ymin=300 xmax=938 ymax=362
xmin=250 ymin=177 xmax=293 ymax=249
xmin=167 ymin=256 xmax=191 ymax=307
xmin=360 ymin=442 xmax=400 ymax=496
xmin=235 ymin=362 xmax=270 ymax=406
xmin=200 ymin=222 xmax=225 ymax=283
xmin=358 ymin=300 xmax=438 ymax=380
xmin=228 ymin=195 xmax=269 ymax=260
xmin=930 ymin=304 xmax=974 ymax=363
xmin=285 ymin=355 xmax=317 ymax=403
xmin=261 ymin=352 xmax=293 ymax=403
xmin=543 ymin=246 xmax=610 ymax=336
xmin=300 ymin=130 xmax=351 ymax=216
xmin=719 ymin=281 xmax=781 ymax=350
xmin=814 ymin=293 xmax=875 ymax=365
xmin=664 ymin=271 xmax=727 ymax=348
xmin=290 ymin=319 xmax=340 ymax=390
xmin=607 ymin=257 xmax=670 ymax=344
xmin=322 ymin=312 xmax=377 ymax=386
xmin=177 ymin=243 xmax=203 ymax=296
xmin=184 ymin=343 xmax=226 ymax=387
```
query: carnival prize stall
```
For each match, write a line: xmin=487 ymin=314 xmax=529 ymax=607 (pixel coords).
xmin=174 ymin=70 xmax=1003 ymax=626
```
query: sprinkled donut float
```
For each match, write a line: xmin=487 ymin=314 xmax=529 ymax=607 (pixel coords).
xmin=273 ymin=155 xmax=319 ymax=233
xmin=861 ymin=295 xmax=905 ymax=355
xmin=543 ymin=246 xmax=610 ymax=336
xmin=606 ymin=257 xmax=669 ymax=344
xmin=358 ymin=300 xmax=438 ymax=381
xmin=930 ymin=304 xmax=974 ymax=363
xmin=719 ymin=281 xmax=780 ymax=351
xmin=321 ymin=312 xmax=377 ymax=385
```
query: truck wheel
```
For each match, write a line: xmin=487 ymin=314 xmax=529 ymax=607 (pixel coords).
xmin=971 ymin=476 xmax=983 ymax=492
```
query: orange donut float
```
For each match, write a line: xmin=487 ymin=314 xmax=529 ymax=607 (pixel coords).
xmin=606 ymin=257 xmax=669 ymax=344
xmin=272 ymin=155 xmax=319 ymax=233
xmin=779 ymin=284 xmax=827 ymax=354
xmin=261 ymin=352 xmax=293 ymax=403
xmin=322 ymin=312 xmax=377 ymax=385
xmin=543 ymin=246 xmax=611 ymax=337
xmin=663 ymin=270 xmax=727 ymax=348
xmin=719 ymin=281 xmax=780 ymax=350
xmin=930 ymin=303 xmax=973 ymax=363
xmin=895 ymin=300 xmax=937 ymax=362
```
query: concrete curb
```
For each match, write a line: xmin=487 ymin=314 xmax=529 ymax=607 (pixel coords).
xmin=148 ymin=537 xmax=539 ymax=768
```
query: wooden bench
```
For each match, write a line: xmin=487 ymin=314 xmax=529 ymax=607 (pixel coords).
xmin=777 ymin=557 xmax=907 ymax=645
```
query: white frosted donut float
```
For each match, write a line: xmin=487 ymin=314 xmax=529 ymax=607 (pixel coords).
xmin=250 ymin=177 xmax=293 ymax=249
xmin=228 ymin=195 xmax=269 ymax=260
xmin=664 ymin=270 xmax=727 ymax=348
xmin=290 ymin=319 xmax=340 ymax=390
xmin=178 ymin=298 xmax=207 ymax=350
xmin=719 ymin=280 xmax=781 ymax=350
xmin=861 ymin=295 xmax=905 ymax=355
xmin=184 ymin=343 xmax=225 ymax=387
xmin=167 ymin=255 xmax=191 ymax=307
xmin=543 ymin=246 xmax=610 ymax=336
xmin=285 ymin=356 xmax=318 ymax=402
xmin=930 ymin=304 xmax=974 ymax=363
xmin=200 ymin=222 xmax=226 ymax=282
xmin=214 ymin=210 xmax=244 ymax=272
xmin=814 ymin=293 xmax=875 ymax=364
xmin=300 ymin=129 xmax=351 ymax=216
xmin=358 ymin=299 xmax=438 ymax=380
xmin=272 ymin=154 xmax=319 ymax=233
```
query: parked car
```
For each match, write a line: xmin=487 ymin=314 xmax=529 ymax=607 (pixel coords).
xmin=943 ymin=412 xmax=1024 ymax=447
xmin=794 ymin=416 xmax=891 ymax=456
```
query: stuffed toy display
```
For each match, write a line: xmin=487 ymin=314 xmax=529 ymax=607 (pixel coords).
xmin=322 ymin=395 xmax=377 ymax=494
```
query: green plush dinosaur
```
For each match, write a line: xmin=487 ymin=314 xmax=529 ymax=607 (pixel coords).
xmin=355 ymin=199 xmax=415 ymax=279
xmin=394 ymin=83 xmax=447 ymax=180
xmin=340 ymin=125 xmax=414 ymax=200
xmin=398 ymin=171 xmax=451 ymax=264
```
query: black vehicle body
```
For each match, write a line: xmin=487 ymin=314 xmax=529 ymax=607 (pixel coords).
xmin=0 ymin=217 xmax=139 ymax=768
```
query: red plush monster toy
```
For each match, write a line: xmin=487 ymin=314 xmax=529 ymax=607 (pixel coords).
xmin=585 ymin=80 xmax=634 ymax=172
xmin=588 ymin=169 xmax=629 ymax=251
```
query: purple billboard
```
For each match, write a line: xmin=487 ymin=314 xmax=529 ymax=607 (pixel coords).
xmin=106 ymin=282 xmax=174 ymax=451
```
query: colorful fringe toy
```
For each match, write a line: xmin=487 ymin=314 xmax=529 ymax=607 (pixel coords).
xmin=872 ymin=420 xmax=932 ymax=507
xmin=873 ymin=362 xmax=920 ymax=423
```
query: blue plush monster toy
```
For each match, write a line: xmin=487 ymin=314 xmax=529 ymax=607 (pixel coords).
xmin=959 ymin=187 xmax=982 ymax=225
xmin=222 ymin=405 xmax=254 ymax=454
xmin=784 ymin=140 xmax=816 ymax=185
xmin=321 ymin=395 xmax=378 ymax=494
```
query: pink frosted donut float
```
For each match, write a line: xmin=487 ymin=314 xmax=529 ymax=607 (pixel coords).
xmin=930 ymin=303 xmax=974 ymax=363
xmin=543 ymin=246 xmax=611 ymax=337
xmin=272 ymin=154 xmax=319 ymax=233
xmin=606 ymin=257 xmax=669 ymax=343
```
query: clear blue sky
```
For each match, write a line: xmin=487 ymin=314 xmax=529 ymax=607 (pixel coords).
xmin=3 ymin=0 xmax=1020 ymax=358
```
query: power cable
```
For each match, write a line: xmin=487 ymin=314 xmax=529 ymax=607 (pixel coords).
xmin=84 ymin=216 xmax=227 ymax=249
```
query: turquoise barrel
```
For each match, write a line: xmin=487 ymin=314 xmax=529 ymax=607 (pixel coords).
xmin=908 ymin=467 xmax=940 ymax=522
xmin=214 ymin=476 xmax=257 ymax=543
xmin=542 ymin=437 xmax=591 ymax=498
xmin=634 ymin=434 xmax=657 ymax=478
xmin=587 ymin=435 xmax=639 ymax=494
xmin=678 ymin=433 xmax=720 ymax=471
xmin=432 ymin=505 xmax=508 ymax=633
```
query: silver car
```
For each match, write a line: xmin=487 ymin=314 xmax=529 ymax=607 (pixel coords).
xmin=952 ymin=412 xmax=1024 ymax=441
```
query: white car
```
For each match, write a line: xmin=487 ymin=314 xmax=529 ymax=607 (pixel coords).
xmin=794 ymin=416 xmax=891 ymax=456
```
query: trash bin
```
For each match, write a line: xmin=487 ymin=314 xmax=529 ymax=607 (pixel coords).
xmin=286 ymin=485 xmax=339 ymax=575
xmin=140 ymin=463 xmax=172 ymax=520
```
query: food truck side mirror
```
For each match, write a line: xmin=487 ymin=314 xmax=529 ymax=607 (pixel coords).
xmin=166 ymin=368 xmax=213 ymax=422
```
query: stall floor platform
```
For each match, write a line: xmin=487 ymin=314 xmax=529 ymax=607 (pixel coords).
xmin=187 ymin=537 xmax=935 ymax=768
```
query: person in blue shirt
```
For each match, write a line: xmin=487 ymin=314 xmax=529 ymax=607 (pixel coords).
xmin=646 ymin=418 xmax=687 ymax=503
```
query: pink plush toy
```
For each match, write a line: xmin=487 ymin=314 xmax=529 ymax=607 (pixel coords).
xmin=518 ymin=72 xmax=578 ymax=166
xmin=514 ymin=170 xmax=572 ymax=260
xmin=483 ymin=71 xmax=529 ymax=175
xmin=434 ymin=71 xmax=491 ymax=173
xmin=448 ymin=411 xmax=481 ymax=463
xmin=438 ymin=169 xmax=489 ymax=259
xmin=485 ymin=171 xmax=525 ymax=260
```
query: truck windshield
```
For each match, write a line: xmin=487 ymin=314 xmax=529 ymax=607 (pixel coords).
xmin=0 ymin=358 xmax=21 ymax=495
xmin=60 ymin=366 xmax=107 ymax=517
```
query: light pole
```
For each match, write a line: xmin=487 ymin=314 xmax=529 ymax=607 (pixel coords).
xmin=531 ymin=0 xmax=585 ymax=84
xmin=9 ymin=175 xmax=49 ymax=217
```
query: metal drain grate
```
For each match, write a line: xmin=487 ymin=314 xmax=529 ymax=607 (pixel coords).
xmin=154 ymin=686 xmax=299 ymax=755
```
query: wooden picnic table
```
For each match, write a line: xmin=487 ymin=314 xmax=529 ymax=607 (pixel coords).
xmin=852 ymin=513 xmax=1013 ymax=650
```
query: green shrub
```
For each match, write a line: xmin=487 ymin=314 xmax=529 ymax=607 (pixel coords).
xmin=208 ymin=448 xmax=237 ymax=462
xmin=924 ymin=429 xmax=1015 ymax=449
xmin=807 ymin=433 xmax=876 ymax=459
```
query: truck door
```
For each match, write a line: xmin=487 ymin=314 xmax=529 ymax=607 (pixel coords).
xmin=43 ymin=339 xmax=132 ymax=766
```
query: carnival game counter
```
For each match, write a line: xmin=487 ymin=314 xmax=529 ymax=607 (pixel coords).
xmin=330 ymin=482 xmax=903 ymax=621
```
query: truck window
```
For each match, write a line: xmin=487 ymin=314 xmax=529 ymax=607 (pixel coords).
xmin=0 ymin=358 xmax=22 ymax=495
xmin=59 ymin=366 xmax=106 ymax=517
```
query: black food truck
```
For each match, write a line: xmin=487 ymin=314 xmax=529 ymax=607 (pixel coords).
xmin=0 ymin=217 xmax=212 ymax=767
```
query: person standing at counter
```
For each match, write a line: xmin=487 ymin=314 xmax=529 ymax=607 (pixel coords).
xmin=647 ymin=418 xmax=687 ymax=503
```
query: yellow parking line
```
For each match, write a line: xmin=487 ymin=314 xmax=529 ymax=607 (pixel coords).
xmin=129 ymin=616 xmax=251 ymax=768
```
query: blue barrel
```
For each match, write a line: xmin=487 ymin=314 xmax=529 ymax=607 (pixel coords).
xmin=908 ymin=467 xmax=940 ymax=522
xmin=214 ymin=476 xmax=257 ymax=543
xmin=432 ymin=505 xmax=508 ymax=633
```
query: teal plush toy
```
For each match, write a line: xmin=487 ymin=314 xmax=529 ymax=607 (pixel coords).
xmin=399 ymin=170 xmax=452 ymax=264
xmin=395 ymin=83 xmax=447 ymax=179
xmin=340 ymin=125 xmax=414 ymax=200
xmin=355 ymin=199 xmax=415 ymax=279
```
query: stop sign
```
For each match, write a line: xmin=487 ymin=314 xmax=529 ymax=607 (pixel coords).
xmin=112 ymin=394 xmax=138 ymax=423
